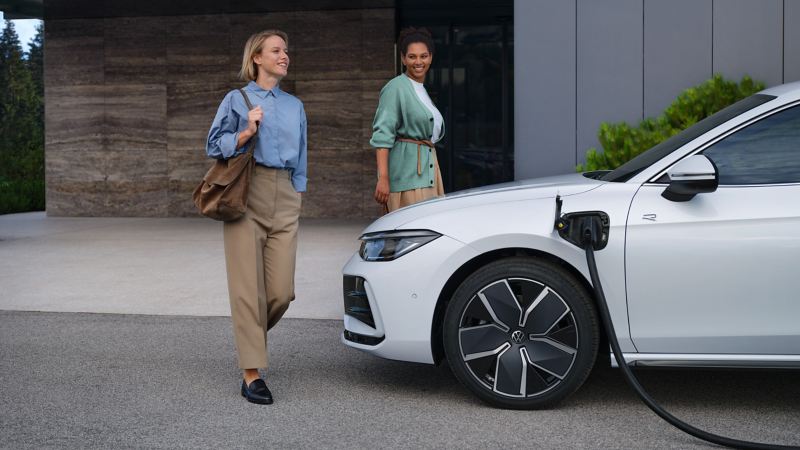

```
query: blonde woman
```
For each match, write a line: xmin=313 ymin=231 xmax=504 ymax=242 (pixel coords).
xmin=206 ymin=30 xmax=307 ymax=405
xmin=372 ymin=27 xmax=445 ymax=212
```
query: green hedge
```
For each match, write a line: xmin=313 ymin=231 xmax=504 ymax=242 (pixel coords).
xmin=578 ymin=75 xmax=765 ymax=172
xmin=0 ymin=177 xmax=45 ymax=214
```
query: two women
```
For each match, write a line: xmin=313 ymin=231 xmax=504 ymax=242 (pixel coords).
xmin=205 ymin=26 xmax=442 ymax=405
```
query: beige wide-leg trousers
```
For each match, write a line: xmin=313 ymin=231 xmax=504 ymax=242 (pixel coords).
xmin=223 ymin=166 xmax=301 ymax=369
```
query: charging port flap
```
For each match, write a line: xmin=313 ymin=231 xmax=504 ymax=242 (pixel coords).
xmin=555 ymin=211 xmax=610 ymax=250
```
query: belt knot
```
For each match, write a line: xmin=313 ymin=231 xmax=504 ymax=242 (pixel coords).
xmin=397 ymin=138 xmax=434 ymax=175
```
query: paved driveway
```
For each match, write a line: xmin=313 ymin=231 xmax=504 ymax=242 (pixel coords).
xmin=0 ymin=213 xmax=368 ymax=319
xmin=1 ymin=311 xmax=798 ymax=449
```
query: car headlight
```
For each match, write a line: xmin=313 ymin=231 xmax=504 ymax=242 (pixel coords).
xmin=359 ymin=230 xmax=441 ymax=261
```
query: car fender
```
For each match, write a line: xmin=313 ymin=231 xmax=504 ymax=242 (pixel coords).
xmin=400 ymin=185 xmax=639 ymax=353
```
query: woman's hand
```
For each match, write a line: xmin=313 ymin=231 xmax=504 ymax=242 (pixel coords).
xmin=246 ymin=105 xmax=263 ymax=136
xmin=374 ymin=148 xmax=390 ymax=205
xmin=374 ymin=176 xmax=390 ymax=205
xmin=237 ymin=106 xmax=263 ymax=148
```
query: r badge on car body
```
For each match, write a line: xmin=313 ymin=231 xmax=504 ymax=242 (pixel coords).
xmin=642 ymin=213 xmax=657 ymax=222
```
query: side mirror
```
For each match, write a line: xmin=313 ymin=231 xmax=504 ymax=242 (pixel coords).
xmin=661 ymin=155 xmax=718 ymax=202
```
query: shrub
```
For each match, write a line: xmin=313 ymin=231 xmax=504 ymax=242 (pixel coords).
xmin=0 ymin=177 xmax=45 ymax=214
xmin=578 ymin=75 xmax=765 ymax=172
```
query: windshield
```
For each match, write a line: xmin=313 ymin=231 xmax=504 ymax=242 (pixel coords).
xmin=601 ymin=94 xmax=776 ymax=182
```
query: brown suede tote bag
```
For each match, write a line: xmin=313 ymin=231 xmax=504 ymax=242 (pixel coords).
xmin=193 ymin=89 xmax=258 ymax=221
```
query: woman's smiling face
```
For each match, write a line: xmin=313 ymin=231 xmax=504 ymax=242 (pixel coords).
xmin=254 ymin=35 xmax=290 ymax=79
xmin=402 ymin=42 xmax=432 ymax=83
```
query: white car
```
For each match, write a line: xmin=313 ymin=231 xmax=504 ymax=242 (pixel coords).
xmin=342 ymin=82 xmax=800 ymax=409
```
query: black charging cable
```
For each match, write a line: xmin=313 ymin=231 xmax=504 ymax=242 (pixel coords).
xmin=581 ymin=222 xmax=796 ymax=450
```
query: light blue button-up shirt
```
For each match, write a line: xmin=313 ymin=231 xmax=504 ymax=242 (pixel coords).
xmin=206 ymin=81 xmax=308 ymax=192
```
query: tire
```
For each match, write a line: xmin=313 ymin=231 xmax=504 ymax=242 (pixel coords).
xmin=443 ymin=257 xmax=599 ymax=409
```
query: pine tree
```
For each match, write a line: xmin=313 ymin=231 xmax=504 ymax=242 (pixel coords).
xmin=24 ymin=21 xmax=44 ymax=177
xmin=27 ymin=22 xmax=44 ymax=98
xmin=0 ymin=20 xmax=25 ymax=158
xmin=0 ymin=20 xmax=45 ymax=213
xmin=1 ymin=20 xmax=34 ymax=160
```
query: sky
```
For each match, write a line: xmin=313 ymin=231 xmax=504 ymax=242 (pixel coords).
xmin=0 ymin=12 xmax=42 ymax=53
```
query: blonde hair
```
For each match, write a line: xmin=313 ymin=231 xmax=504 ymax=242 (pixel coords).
xmin=239 ymin=29 xmax=289 ymax=81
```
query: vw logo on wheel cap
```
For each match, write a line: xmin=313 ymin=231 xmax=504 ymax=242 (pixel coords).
xmin=511 ymin=330 xmax=525 ymax=344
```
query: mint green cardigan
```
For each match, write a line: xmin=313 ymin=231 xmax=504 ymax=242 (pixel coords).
xmin=370 ymin=74 xmax=446 ymax=192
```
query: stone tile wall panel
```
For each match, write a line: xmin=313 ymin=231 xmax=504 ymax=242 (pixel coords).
xmin=44 ymin=19 xmax=104 ymax=87
xmin=104 ymin=84 xmax=167 ymax=152
xmin=165 ymin=15 xmax=232 ymax=81
xmin=104 ymin=17 xmax=167 ymax=85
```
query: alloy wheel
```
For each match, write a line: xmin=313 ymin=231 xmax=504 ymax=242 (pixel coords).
xmin=458 ymin=277 xmax=578 ymax=398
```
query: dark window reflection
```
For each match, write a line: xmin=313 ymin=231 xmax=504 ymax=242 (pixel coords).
xmin=415 ymin=21 xmax=514 ymax=192
xmin=452 ymin=26 xmax=503 ymax=191
xmin=703 ymin=105 xmax=800 ymax=185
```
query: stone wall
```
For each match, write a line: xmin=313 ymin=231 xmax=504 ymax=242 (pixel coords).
xmin=44 ymin=9 xmax=395 ymax=217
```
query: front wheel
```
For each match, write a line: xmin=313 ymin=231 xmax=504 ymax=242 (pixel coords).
xmin=443 ymin=257 xmax=599 ymax=409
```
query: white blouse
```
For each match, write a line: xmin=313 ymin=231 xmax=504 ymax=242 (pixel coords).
xmin=408 ymin=77 xmax=444 ymax=143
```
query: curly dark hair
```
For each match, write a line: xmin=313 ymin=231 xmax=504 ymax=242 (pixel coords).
xmin=397 ymin=27 xmax=434 ymax=55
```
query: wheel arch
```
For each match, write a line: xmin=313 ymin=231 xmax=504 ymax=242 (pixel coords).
xmin=430 ymin=247 xmax=600 ymax=365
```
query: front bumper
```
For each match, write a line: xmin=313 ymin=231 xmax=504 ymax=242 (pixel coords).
xmin=341 ymin=234 xmax=477 ymax=364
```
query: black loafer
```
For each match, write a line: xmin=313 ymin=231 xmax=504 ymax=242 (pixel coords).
xmin=241 ymin=379 xmax=273 ymax=405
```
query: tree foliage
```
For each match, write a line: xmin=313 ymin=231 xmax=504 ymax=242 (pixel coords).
xmin=578 ymin=75 xmax=765 ymax=172
xmin=0 ymin=20 xmax=44 ymax=214
xmin=27 ymin=22 xmax=44 ymax=104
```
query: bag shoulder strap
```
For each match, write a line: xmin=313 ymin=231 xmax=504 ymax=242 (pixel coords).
xmin=238 ymin=88 xmax=254 ymax=110
xmin=238 ymin=88 xmax=258 ymax=154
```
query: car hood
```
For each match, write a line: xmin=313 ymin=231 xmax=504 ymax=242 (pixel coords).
xmin=363 ymin=173 xmax=605 ymax=234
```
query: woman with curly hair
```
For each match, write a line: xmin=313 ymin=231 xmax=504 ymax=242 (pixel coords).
xmin=371 ymin=27 xmax=445 ymax=212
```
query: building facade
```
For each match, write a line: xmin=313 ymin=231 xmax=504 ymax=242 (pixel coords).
xmin=516 ymin=0 xmax=800 ymax=179
xmin=43 ymin=1 xmax=397 ymax=217
xmin=38 ymin=0 xmax=800 ymax=218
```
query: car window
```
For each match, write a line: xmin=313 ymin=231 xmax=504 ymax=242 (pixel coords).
xmin=702 ymin=104 xmax=800 ymax=185
xmin=600 ymin=94 xmax=775 ymax=182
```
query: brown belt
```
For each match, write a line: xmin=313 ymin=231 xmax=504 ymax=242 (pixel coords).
xmin=397 ymin=138 xmax=434 ymax=175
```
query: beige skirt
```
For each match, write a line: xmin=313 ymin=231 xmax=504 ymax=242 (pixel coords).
xmin=386 ymin=151 xmax=444 ymax=213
